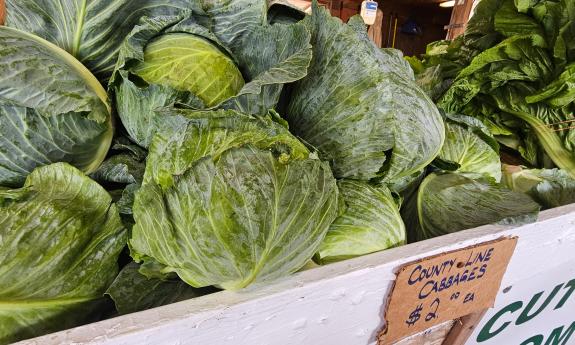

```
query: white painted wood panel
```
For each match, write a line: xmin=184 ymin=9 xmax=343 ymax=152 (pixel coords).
xmin=16 ymin=204 xmax=575 ymax=345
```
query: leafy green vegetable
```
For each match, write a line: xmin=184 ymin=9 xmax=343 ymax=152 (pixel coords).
xmin=412 ymin=0 xmax=575 ymax=177
xmin=130 ymin=109 xmax=339 ymax=290
xmin=315 ymin=180 xmax=405 ymax=264
xmin=106 ymin=262 xmax=212 ymax=315
xmin=111 ymin=5 xmax=312 ymax=148
xmin=132 ymin=34 xmax=245 ymax=107
xmin=503 ymin=165 xmax=575 ymax=208
xmin=0 ymin=163 xmax=126 ymax=344
xmin=411 ymin=172 xmax=540 ymax=240
xmin=0 ymin=27 xmax=113 ymax=187
xmin=286 ymin=3 xmax=444 ymax=182
xmin=6 ymin=0 xmax=196 ymax=82
xmin=435 ymin=114 xmax=502 ymax=181
xmin=91 ymin=138 xmax=147 ymax=220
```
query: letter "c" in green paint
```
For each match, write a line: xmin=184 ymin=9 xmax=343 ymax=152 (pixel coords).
xmin=477 ymin=301 xmax=523 ymax=342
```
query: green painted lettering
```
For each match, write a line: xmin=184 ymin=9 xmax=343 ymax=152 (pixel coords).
xmin=516 ymin=284 xmax=563 ymax=325
xmin=555 ymin=279 xmax=575 ymax=310
xmin=545 ymin=321 xmax=575 ymax=345
xmin=521 ymin=335 xmax=543 ymax=345
xmin=477 ymin=301 xmax=523 ymax=342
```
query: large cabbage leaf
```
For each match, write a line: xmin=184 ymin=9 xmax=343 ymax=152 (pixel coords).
xmin=315 ymin=180 xmax=405 ymax=264
xmin=0 ymin=163 xmax=126 ymax=344
xmin=0 ymin=27 xmax=113 ymax=187
xmin=111 ymin=6 xmax=312 ymax=148
xmin=106 ymin=262 xmax=213 ymax=315
xmin=5 ymin=0 xmax=197 ymax=82
xmin=411 ymin=172 xmax=540 ymax=240
xmin=286 ymin=3 xmax=444 ymax=182
xmin=130 ymin=109 xmax=339 ymax=290
xmin=503 ymin=165 xmax=575 ymax=208
xmin=435 ymin=113 xmax=502 ymax=181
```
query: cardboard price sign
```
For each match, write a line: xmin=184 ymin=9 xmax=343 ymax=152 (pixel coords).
xmin=378 ymin=237 xmax=518 ymax=344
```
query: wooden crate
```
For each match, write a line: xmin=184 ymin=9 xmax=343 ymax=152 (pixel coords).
xmin=14 ymin=204 xmax=575 ymax=345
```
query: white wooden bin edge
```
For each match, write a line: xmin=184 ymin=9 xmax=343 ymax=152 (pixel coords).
xmin=15 ymin=203 xmax=575 ymax=345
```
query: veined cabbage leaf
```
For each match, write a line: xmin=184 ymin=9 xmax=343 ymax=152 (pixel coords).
xmin=0 ymin=163 xmax=126 ymax=344
xmin=106 ymin=262 xmax=214 ymax=315
xmin=5 ymin=0 xmax=198 ymax=82
xmin=111 ymin=6 xmax=312 ymax=148
xmin=315 ymin=180 xmax=405 ymax=264
xmin=503 ymin=165 xmax=575 ymax=208
xmin=411 ymin=172 xmax=540 ymax=240
xmin=0 ymin=27 xmax=113 ymax=187
xmin=130 ymin=109 xmax=339 ymax=290
xmin=286 ymin=3 xmax=444 ymax=182
xmin=435 ymin=113 xmax=502 ymax=181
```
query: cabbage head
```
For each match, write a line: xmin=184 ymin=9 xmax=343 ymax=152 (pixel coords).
xmin=129 ymin=109 xmax=340 ymax=290
xmin=112 ymin=4 xmax=312 ymax=148
xmin=0 ymin=163 xmax=126 ymax=343
xmin=410 ymin=172 xmax=540 ymax=241
xmin=131 ymin=34 xmax=245 ymax=107
xmin=0 ymin=27 xmax=113 ymax=187
xmin=503 ymin=166 xmax=575 ymax=209
xmin=286 ymin=3 xmax=444 ymax=183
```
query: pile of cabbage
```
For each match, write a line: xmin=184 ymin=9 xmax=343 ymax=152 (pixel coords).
xmin=0 ymin=0 xmax=573 ymax=342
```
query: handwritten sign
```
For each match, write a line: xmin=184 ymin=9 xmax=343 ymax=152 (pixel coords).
xmin=378 ymin=237 xmax=518 ymax=344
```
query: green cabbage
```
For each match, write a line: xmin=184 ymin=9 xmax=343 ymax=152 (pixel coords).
xmin=129 ymin=109 xmax=340 ymax=290
xmin=285 ymin=4 xmax=444 ymax=182
xmin=0 ymin=27 xmax=113 ymax=187
xmin=316 ymin=180 xmax=405 ymax=264
xmin=503 ymin=165 xmax=575 ymax=208
xmin=111 ymin=3 xmax=312 ymax=148
xmin=410 ymin=173 xmax=540 ymax=241
xmin=0 ymin=163 xmax=126 ymax=343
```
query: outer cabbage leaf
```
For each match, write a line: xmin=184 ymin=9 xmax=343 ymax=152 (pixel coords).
xmin=130 ymin=110 xmax=339 ymax=290
xmin=106 ymin=262 xmax=213 ymax=315
xmin=413 ymin=172 xmax=540 ymax=240
xmin=0 ymin=27 xmax=113 ymax=187
xmin=0 ymin=163 xmax=126 ymax=344
xmin=6 ymin=0 xmax=197 ymax=82
xmin=503 ymin=165 xmax=575 ymax=208
xmin=112 ymin=12 xmax=312 ymax=148
xmin=286 ymin=3 xmax=444 ymax=182
xmin=435 ymin=113 xmax=502 ymax=181
xmin=142 ymin=109 xmax=310 ymax=187
xmin=316 ymin=180 xmax=405 ymax=264
xmin=91 ymin=138 xmax=147 ymax=220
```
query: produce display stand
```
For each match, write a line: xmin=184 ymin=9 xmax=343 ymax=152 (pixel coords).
xmin=3 ymin=1 xmax=574 ymax=345
xmin=15 ymin=204 xmax=575 ymax=345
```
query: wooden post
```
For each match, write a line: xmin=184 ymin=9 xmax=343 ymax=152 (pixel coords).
xmin=330 ymin=0 xmax=343 ymax=17
xmin=368 ymin=9 xmax=384 ymax=48
xmin=441 ymin=310 xmax=488 ymax=345
xmin=0 ymin=0 xmax=5 ymax=26
xmin=445 ymin=0 xmax=475 ymax=40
